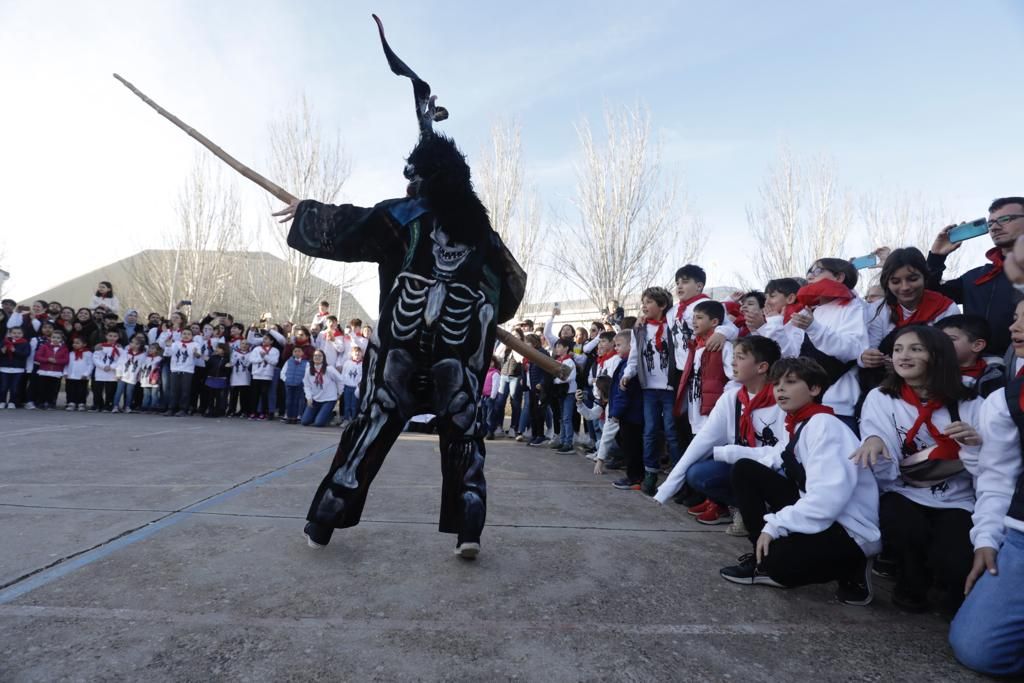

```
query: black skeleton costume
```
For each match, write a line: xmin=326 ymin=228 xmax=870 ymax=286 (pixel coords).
xmin=289 ymin=17 xmax=526 ymax=557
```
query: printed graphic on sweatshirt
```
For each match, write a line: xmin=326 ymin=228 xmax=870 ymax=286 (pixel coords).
xmin=641 ymin=337 xmax=670 ymax=375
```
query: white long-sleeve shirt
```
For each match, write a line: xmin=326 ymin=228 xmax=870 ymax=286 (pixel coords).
xmin=666 ymin=299 xmax=739 ymax=370
xmin=624 ymin=324 xmax=672 ymax=390
xmin=248 ymin=346 xmax=280 ymax=380
xmin=115 ymin=349 xmax=146 ymax=384
xmin=859 ymin=387 xmax=981 ymax=512
xmin=864 ymin=300 xmax=960 ymax=351
xmin=90 ymin=295 xmax=120 ymax=314
xmin=789 ymin=298 xmax=869 ymax=416
xmin=229 ymin=354 xmax=252 ymax=387
xmin=970 ymin=390 xmax=1024 ymax=551
xmin=751 ymin=315 xmax=803 ymax=358
xmin=139 ymin=355 xmax=162 ymax=388
xmin=63 ymin=350 xmax=94 ymax=381
xmin=684 ymin=342 xmax=737 ymax=433
xmin=552 ymin=356 xmax=577 ymax=393
xmin=92 ymin=344 xmax=124 ymax=382
xmin=166 ymin=341 xmax=202 ymax=374
xmin=656 ymin=385 xmax=788 ymax=504
xmin=722 ymin=413 xmax=881 ymax=555
xmin=303 ymin=364 xmax=344 ymax=403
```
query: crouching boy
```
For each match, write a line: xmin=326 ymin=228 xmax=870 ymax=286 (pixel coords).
xmin=716 ymin=357 xmax=881 ymax=606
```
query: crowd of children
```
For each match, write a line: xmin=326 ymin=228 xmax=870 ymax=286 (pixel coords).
xmin=481 ymin=198 xmax=1024 ymax=678
xmin=3 ymin=198 xmax=1024 ymax=676
xmin=0 ymin=292 xmax=368 ymax=429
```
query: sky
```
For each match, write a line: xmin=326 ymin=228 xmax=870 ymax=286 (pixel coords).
xmin=2 ymin=0 xmax=1023 ymax=312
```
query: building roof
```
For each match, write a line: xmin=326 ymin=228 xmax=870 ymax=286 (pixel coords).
xmin=23 ymin=250 xmax=372 ymax=326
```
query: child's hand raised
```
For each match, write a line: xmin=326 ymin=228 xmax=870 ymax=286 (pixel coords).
xmin=860 ymin=348 xmax=886 ymax=368
xmin=790 ymin=309 xmax=814 ymax=330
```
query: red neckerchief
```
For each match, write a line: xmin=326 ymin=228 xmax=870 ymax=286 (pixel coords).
xmin=792 ymin=280 xmax=854 ymax=317
xmin=34 ymin=313 xmax=48 ymax=322
xmin=782 ymin=303 xmax=803 ymax=324
xmin=894 ymin=290 xmax=956 ymax=327
xmin=899 ymin=384 xmax=960 ymax=461
xmin=649 ymin=317 xmax=667 ymax=351
xmin=295 ymin=337 xmax=310 ymax=347
xmin=312 ymin=363 xmax=325 ymax=387
xmin=960 ymin=359 xmax=987 ymax=379
xmin=675 ymin=294 xmax=709 ymax=321
xmin=680 ymin=334 xmax=709 ymax=390
xmin=331 ymin=328 xmax=344 ymax=339
xmin=556 ymin=353 xmax=572 ymax=363
xmin=596 ymin=350 xmax=617 ymax=368
xmin=100 ymin=342 xmax=120 ymax=360
xmin=737 ymin=383 xmax=777 ymax=447
xmin=3 ymin=337 xmax=26 ymax=354
xmin=974 ymin=247 xmax=1005 ymax=286
xmin=724 ymin=301 xmax=745 ymax=328
xmin=784 ymin=403 xmax=835 ymax=437
xmin=72 ymin=346 xmax=87 ymax=360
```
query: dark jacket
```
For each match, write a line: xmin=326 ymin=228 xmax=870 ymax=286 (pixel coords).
xmin=0 ymin=339 xmax=31 ymax=369
xmin=927 ymin=250 xmax=1015 ymax=357
xmin=608 ymin=359 xmax=642 ymax=425
xmin=632 ymin=319 xmax=681 ymax=390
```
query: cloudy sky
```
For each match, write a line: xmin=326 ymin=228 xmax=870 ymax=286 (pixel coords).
xmin=2 ymin=0 xmax=1022 ymax=311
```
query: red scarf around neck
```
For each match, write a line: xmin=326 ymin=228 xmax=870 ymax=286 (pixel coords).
xmin=675 ymin=294 xmax=709 ymax=321
xmin=3 ymin=337 xmax=26 ymax=354
xmin=784 ymin=403 xmax=835 ymax=437
xmin=893 ymin=289 xmax=955 ymax=327
xmin=899 ymin=384 xmax=960 ymax=461
xmin=556 ymin=353 xmax=572 ymax=363
xmin=782 ymin=303 xmax=803 ymax=324
xmin=793 ymin=280 xmax=854 ymax=315
xmin=960 ymin=359 xmax=988 ymax=379
xmin=649 ymin=317 xmax=667 ymax=351
xmin=100 ymin=342 xmax=120 ymax=359
xmin=596 ymin=350 xmax=618 ymax=368
xmin=312 ymin=363 xmax=325 ymax=387
xmin=737 ymin=383 xmax=777 ymax=446
xmin=72 ymin=346 xmax=87 ymax=360
xmin=974 ymin=247 xmax=1005 ymax=286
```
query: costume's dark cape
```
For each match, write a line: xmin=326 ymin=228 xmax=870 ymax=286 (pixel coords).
xmin=290 ymin=193 xmax=525 ymax=543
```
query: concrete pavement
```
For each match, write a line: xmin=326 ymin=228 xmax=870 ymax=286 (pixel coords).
xmin=0 ymin=410 xmax=981 ymax=681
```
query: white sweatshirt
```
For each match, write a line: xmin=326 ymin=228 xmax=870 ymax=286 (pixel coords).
xmin=970 ymin=390 xmax=1024 ymax=551
xmin=788 ymin=298 xmax=869 ymax=416
xmin=864 ymin=300 xmax=960 ymax=351
xmin=139 ymin=355 xmax=162 ymax=388
xmin=90 ymin=295 xmax=120 ymax=314
xmin=92 ymin=344 xmax=124 ymax=382
xmin=338 ymin=359 xmax=362 ymax=389
xmin=303 ymin=364 xmax=344 ymax=403
xmin=624 ymin=324 xmax=672 ymax=390
xmin=684 ymin=341 xmax=736 ymax=433
xmin=115 ymin=350 xmax=146 ymax=384
xmin=248 ymin=346 xmax=280 ymax=380
xmin=64 ymin=350 xmax=94 ymax=381
xmin=859 ymin=387 xmax=981 ymax=512
xmin=552 ymin=356 xmax=577 ymax=393
xmin=166 ymin=341 xmax=202 ymax=374
xmin=751 ymin=314 xmax=803 ymax=358
xmin=656 ymin=385 xmax=788 ymax=503
xmin=229 ymin=354 xmax=252 ymax=387
xmin=720 ymin=413 xmax=881 ymax=555
xmin=666 ymin=299 xmax=739 ymax=370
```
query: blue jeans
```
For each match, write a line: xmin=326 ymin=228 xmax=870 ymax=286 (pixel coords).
xmin=113 ymin=380 xmax=136 ymax=410
xmin=519 ymin=389 xmax=532 ymax=435
xmin=687 ymin=459 xmax=735 ymax=506
xmin=0 ymin=372 xmax=22 ymax=404
xmin=559 ymin=394 xmax=575 ymax=446
xmin=342 ymin=386 xmax=358 ymax=419
xmin=159 ymin=363 xmax=171 ymax=409
xmin=949 ymin=528 xmax=1024 ymax=677
xmin=284 ymin=384 xmax=305 ymax=419
xmin=641 ymin=388 xmax=680 ymax=473
xmin=140 ymin=386 xmax=159 ymax=411
xmin=302 ymin=400 xmax=334 ymax=427
xmin=268 ymin=371 xmax=280 ymax=416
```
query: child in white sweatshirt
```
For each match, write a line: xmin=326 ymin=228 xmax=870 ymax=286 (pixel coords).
xmin=302 ymin=349 xmax=344 ymax=427
xmin=63 ymin=336 xmax=93 ymax=412
xmin=718 ymin=357 xmax=881 ymax=607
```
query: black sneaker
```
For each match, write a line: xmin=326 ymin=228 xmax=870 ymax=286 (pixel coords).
xmin=892 ymin=586 xmax=929 ymax=613
xmin=527 ymin=436 xmax=548 ymax=447
xmin=640 ymin=472 xmax=658 ymax=496
xmin=612 ymin=477 xmax=641 ymax=490
xmin=556 ymin=444 xmax=574 ymax=454
xmin=871 ymin=554 xmax=900 ymax=579
xmin=836 ymin=558 xmax=874 ymax=606
xmin=720 ymin=553 xmax=785 ymax=587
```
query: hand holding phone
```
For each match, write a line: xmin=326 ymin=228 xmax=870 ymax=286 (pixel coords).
xmin=948 ymin=218 xmax=989 ymax=244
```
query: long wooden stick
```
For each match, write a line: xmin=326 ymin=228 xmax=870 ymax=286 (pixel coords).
xmin=113 ymin=73 xmax=297 ymax=204
xmin=113 ymin=74 xmax=568 ymax=380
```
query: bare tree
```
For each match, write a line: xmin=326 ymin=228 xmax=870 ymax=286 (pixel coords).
xmin=261 ymin=95 xmax=352 ymax=322
xmin=124 ymin=156 xmax=242 ymax=317
xmin=477 ymin=120 xmax=550 ymax=314
xmin=858 ymin=190 xmax=959 ymax=271
xmin=747 ymin=148 xmax=852 ymax=284
xmin=553 ymin=104 xmax=698 ymax=310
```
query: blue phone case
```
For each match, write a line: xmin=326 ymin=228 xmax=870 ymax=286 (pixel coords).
xmin=850 ymin=254 xmax=878 ymax=270
xmin=948 ymin=219 xmax=988 ymax=244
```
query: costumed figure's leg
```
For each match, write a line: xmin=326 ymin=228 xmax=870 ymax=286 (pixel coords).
xmin=431 ymin=357 xmax=487 ymax=558
xmin=304 ymin=341 xmax=416 ymax=546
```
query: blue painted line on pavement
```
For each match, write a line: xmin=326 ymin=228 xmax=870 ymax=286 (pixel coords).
xmin=0 ymin=445 xmax=335 ymax=605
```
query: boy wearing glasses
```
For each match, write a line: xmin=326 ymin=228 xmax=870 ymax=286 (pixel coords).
xmin=927 ymin=197 xmax=1023 ymax=360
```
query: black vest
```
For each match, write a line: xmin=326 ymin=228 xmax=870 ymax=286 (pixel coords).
xmin=1005 ymin=376 xmax=1024 ymax=523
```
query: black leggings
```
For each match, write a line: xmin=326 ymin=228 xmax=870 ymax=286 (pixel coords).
xmin=66 ymin=378 xmax=90 ymax=405
xmin=229 ymin=386 xmax=253 ymax=415
xmin=732 ymin=458 xmax=866 ymax=587
xmin=879 ymin=491 xmax=973 ymax=601
xmin=93 ymin=381 xmax=117 ymax=411
xmin=251 ymin=379 xmax=272 ymax=414
xmin=615 ymin=420 xmax=644 ymax=483
xmin=31 ymin=375 xmax=61 ymax=405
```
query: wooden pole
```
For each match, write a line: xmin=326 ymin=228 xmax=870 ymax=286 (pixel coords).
xmin=113 ymin=74 xmax=566 ymax=378
xmin=113 ymin=74 xmax=297 ymax=204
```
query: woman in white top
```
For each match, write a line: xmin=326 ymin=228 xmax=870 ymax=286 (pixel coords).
xmin=89 ymin=280 xmax=120 ymax=315
xmin=302 ymin=349 xmax=344 ymax=427
xmin=852 ymin=325 xmax=983 ymax=613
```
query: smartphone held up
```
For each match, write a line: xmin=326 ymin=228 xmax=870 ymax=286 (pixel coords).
xmin=948 ymin=218 xmax=989 ymax=244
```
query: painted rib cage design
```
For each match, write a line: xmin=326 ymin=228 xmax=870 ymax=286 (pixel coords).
xmin=391 ymin=273 xmax=481 ymax=347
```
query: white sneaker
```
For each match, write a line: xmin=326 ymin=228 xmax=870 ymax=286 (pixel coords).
xmin=7 ymin=402 xmax=16 ymax=409
xmin=303 ymin=531 xmax=325 ymax=549
xmin=65 ymin=403 xmax=76 ymax=411
xmin=111 ymin=407 xmax=121 ymax=414
xmin=24 ymin=402 xmax=36 ymax=410
xmin=454 ymin=542 xmax=480 ymax=560
xmin=77 ymin=404 xmax=87 ymax=411
xmin=725 ymin=507 xmax=748 ymax=537
xmin=124 ymin=407 xmax=132 ymax=414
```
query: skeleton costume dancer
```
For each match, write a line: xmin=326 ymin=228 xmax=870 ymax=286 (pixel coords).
xmin=280 ymin=17 xmax=526 ymax=559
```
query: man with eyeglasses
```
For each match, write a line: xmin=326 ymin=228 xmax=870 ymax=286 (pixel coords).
xmin=927 ymin=197 xmax=1024 ymax=360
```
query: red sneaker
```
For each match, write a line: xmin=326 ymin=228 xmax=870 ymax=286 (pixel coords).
xmin=696 ymin=503 xmax=733 ymax=525
xmin=687 ymin=499 xmax=714 ymax=516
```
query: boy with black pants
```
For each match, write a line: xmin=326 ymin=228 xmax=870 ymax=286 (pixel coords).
xmin=607 ymin=332 xmax=644 ymax=488
xmin=718 ymin=357 xmax=881 ymax=605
